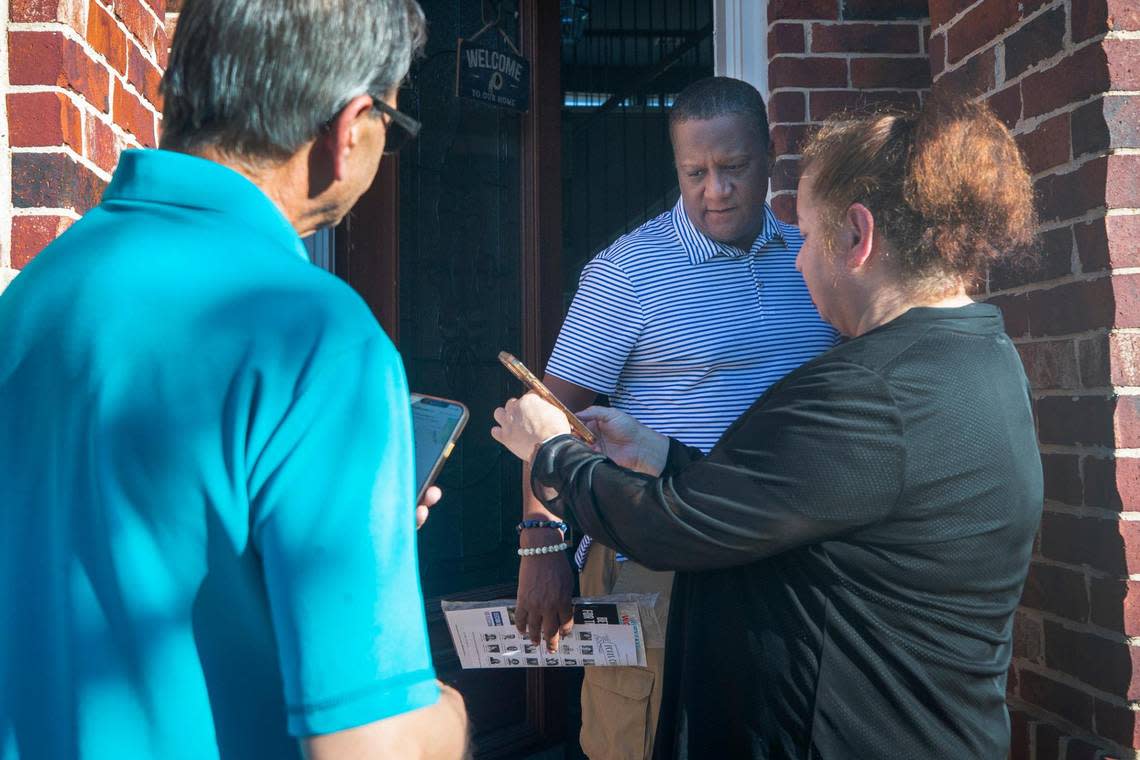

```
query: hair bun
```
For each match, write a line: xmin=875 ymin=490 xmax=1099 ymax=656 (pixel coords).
xmin=801 ymin=94 xmax=1038 ymax=291
xmin=905 ymin=96 xmax=1036 ymax=278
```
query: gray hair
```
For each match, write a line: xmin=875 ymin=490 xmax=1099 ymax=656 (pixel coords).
xmin=160 ymin=0 xmax=426 ymax=161
xmin=669 ymin=76 xmax=770 ymax=150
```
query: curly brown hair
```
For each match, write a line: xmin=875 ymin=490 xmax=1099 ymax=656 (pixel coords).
xmin=800 ymin=96 xmax=1038 ymax=293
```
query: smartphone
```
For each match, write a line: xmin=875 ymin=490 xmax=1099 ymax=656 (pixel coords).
xmin=497 ymin=351 xmax=596 ymax=445
xmin=411 ymin=393 xmax=469 ymax=504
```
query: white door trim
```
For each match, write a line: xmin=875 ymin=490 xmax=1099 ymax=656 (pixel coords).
xmin=713 ymin=0 xmax=769 ymax=100
xmin=713 ymin=0 xmax=771 ymax=200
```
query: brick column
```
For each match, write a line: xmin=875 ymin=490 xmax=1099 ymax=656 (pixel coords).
xmin=766 ymin=0 xmax=931 ymax=222
xmin=1 ymin=0 xmax=13 ymax=289
xmin=927 ymin=1 xmax=1140 ymax=757
xmin=3 ymin=0 xmax=168 ymax=288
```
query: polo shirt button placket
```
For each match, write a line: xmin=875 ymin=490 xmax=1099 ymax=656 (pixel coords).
xmin=750 ymin=255 xmax=764 ymax=313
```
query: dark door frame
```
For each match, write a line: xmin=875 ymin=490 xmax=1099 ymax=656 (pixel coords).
xmin=519 ymin=0 xmax=563 ymax=372
xmin=518 ymin=0 xmax=566 ymax=746
xmin=335 ymin=155 xmax=401 ymax=341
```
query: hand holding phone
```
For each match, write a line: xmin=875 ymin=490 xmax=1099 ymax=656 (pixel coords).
xmin=497 ymin=352 xmax=597 ymax=445
xmin=411 ymin=393 xmax=469 ymax=504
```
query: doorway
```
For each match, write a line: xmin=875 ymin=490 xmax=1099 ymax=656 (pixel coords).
xmin=561 ymin=0 xmax=715 ymax=302
xmin=332 ymin=1 xmax=715 ymax=757
xmin=336 ymin=1 xmax=569 ymax=756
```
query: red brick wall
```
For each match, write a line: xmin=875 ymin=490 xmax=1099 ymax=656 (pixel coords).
xmin=3 ymin=0 xmax=168 ymax=280
xmin=766 ymin=0 xmax=931 ymax=222
xmin=771 ymin=0 xmax=1140 ymax=757
xmin=928 ymin=2 xmax=1140 ymax=758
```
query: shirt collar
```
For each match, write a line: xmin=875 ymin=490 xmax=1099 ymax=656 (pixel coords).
xmin=102 ymin=149 xmax=309 ymax=262
xmin=670 ymin=197 xmax=785 ymax=265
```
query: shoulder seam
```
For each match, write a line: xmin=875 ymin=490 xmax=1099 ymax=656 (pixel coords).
xmin=579 ymin=257 xmax=648 ymax=335
xmin=781 ymin=357 xmax=908 ymax=519
xmin=291 ymin=333 xmax=387 ymax=401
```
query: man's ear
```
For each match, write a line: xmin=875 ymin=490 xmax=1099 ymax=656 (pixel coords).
xmin=314 ymin=94 xmax=375 ymax=183
xmin=844 ymin=202 xmax=875 ymax=271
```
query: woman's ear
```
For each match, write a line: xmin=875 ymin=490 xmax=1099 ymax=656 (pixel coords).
xmin=844 ymin=202 xmax=875 ymax=271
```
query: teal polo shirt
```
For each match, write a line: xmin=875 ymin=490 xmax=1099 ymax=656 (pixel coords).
xmin=0 ymin=150 xmax=439 ymax=759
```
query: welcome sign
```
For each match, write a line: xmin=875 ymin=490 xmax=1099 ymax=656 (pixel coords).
xmin=456 ymin=38 xmax=530 ymax=112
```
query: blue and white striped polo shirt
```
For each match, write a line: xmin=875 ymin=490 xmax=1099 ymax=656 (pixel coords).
xmin=548 ymin=197 xmax=839 ymax=454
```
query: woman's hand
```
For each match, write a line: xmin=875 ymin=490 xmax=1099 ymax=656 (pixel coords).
xmin=578 ymin=406 xmax=669 ymax=476
xmin=491 ymin=394 xmax=573 ymax=463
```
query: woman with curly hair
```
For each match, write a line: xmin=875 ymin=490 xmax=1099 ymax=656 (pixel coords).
xmin=493 ymin=96 xmax=1042 ymax=759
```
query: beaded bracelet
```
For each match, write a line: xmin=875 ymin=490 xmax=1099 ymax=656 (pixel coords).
xmin=517 ymin=541 xmax=570 ymax=557
xmin=516 ymin=519 xmax=569 ymax=535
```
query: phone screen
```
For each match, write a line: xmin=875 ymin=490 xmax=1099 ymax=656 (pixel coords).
xmin=411 ymin=394 xmax=468 ymax=501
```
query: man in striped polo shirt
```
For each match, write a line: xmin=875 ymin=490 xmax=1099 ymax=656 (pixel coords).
xmin=515 ymin=77 xmax=837 ymax=759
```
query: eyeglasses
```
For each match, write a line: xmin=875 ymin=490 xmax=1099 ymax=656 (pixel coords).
xmin=371 ymin=97 xmax=421 ymax=155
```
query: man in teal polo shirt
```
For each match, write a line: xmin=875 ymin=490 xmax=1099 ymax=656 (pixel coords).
xmin=0 ymin=1 xmax=466 ymax=758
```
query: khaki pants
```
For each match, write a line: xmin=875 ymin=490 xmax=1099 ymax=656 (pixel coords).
xmin=578 ymin=543 xmax=673 ymax=760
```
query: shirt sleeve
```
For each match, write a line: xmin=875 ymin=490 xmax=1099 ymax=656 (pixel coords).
xmin=533 ymin=360 xmax=906 ymax=571
xmin=247 ymin=334 xmax=438 ymax=737
xmin=545 ymin=257 xmax=644 ymax=395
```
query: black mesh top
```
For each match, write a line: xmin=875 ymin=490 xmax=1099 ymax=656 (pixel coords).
xmin=532 ymin=303 xmax=1043 ymax=759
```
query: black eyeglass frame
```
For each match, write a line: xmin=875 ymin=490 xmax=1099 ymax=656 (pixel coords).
xmin=370 ymin=97 xmax=421 ymax=155
xmin=320 ymin=95 xmax=421 ymax=155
